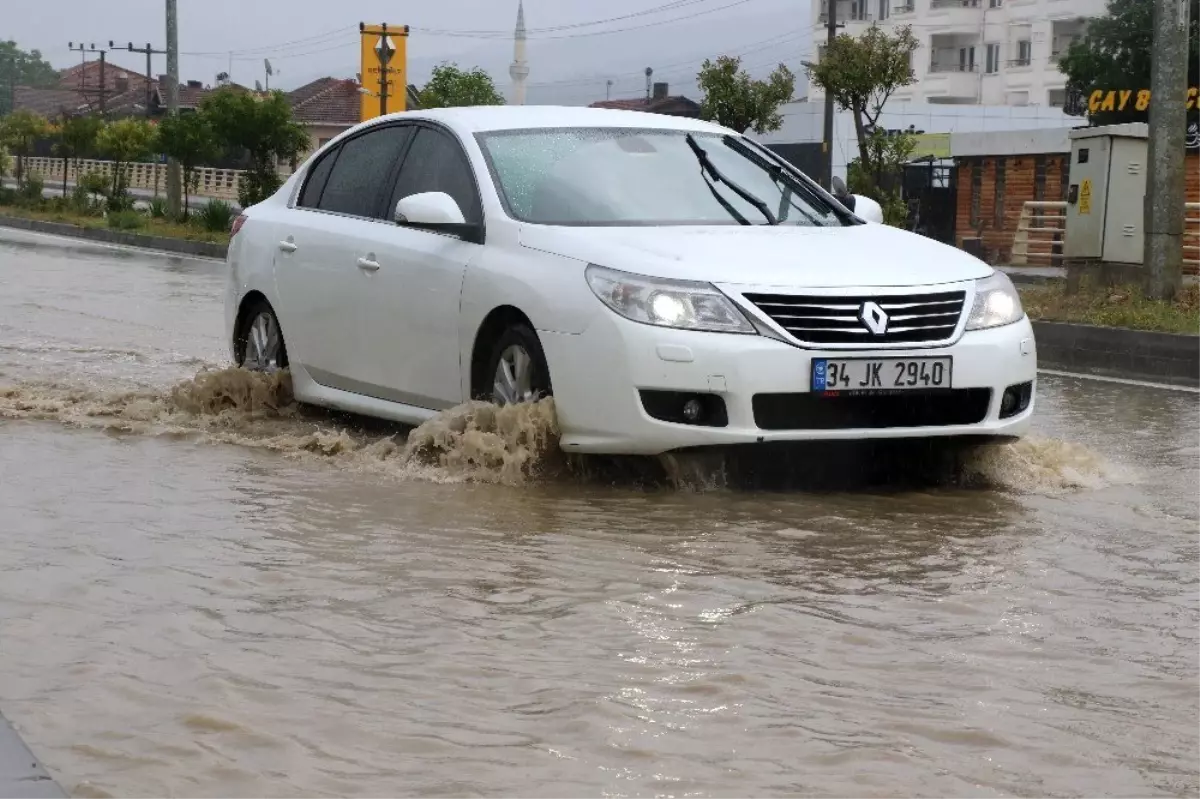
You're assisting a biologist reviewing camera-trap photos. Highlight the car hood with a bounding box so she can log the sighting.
[518,223,992,288]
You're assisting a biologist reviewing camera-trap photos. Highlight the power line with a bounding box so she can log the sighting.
[415,0,757,39]
[425,0,715,35]
[182,25,357,57]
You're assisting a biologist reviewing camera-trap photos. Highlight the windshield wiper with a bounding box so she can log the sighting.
[721,135,837,226]
[685,134,778,225]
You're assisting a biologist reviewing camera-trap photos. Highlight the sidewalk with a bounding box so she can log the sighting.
[0,712,63,798]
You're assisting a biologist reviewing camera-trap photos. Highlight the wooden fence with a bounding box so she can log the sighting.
[1011,200,1199,276]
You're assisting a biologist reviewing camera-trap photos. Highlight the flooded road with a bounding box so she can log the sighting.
[1,227,1197,797]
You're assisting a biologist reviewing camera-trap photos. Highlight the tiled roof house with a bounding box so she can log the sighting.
[589,82,701,119]
[286,77,424,156]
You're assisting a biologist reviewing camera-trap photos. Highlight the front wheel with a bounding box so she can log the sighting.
[236,302,288,372]
[485,324,552,405]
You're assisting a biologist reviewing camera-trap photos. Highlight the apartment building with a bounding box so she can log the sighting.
[809,0,1106,107]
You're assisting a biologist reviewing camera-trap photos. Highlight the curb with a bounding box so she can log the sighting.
[0,215,228,260]
[0,712,64,798]
[1032,320,1200,387]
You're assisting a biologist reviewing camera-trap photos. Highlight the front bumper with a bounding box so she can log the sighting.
[539,312,1037,456]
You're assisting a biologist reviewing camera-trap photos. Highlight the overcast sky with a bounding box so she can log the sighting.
[8,0,813,105]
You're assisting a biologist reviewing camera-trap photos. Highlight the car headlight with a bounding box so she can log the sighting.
[585,265,755,334]
[965,271,1024,331]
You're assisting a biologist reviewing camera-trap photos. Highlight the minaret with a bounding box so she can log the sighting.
[509,0,529,105]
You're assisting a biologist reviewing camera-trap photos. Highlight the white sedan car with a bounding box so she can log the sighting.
[224,106,1036,455]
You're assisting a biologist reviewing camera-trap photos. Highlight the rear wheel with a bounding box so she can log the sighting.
[237,302,288,372]
[485,324,551,405]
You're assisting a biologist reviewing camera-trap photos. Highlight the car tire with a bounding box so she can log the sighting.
[484,324,552,405]
[236,300,289,372]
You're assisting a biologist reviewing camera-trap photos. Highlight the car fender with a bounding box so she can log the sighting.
[457,242,599,390]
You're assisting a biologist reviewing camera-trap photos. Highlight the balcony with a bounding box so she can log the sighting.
[926,0,983,30]
[925,62,981,102]
[892,0,915,12]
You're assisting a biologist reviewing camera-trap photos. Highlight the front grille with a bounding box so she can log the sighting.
[743,290,967,346]
[752,389,992,430]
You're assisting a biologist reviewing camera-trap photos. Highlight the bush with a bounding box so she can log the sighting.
[0,186,16,206]
[78,171,110,196]
[148,196,168,218]
[106,210,145,230]
[237,170,282,209]
[106,191,136,213]
[197,199,235,232]
[70,184,101,216]
[17,174,45,207]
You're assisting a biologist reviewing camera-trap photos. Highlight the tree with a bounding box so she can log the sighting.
[157,112,220,215]
[806,24,919,225]
[1059,0,1199,126]
[696,56,795,134]
[418,63,505,108]
[0,41,61,111]
[201,88,309,207]
[96,117,157,200]
[0,110,51,188]
[53,114,103,197]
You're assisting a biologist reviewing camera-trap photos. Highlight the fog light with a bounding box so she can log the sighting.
[682,398,704,423]
[999,381,1033,419]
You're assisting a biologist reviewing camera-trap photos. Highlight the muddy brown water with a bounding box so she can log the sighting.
[0,227,1197,797]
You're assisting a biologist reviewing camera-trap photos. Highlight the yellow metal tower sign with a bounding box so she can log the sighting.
[359,23,408,121]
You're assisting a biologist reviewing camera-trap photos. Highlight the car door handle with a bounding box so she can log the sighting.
[356,257,380,272]
[278,240,297,253]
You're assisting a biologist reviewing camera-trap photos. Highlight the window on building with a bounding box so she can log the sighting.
[1047,88,1067,107]
[878,0,890,19]
[850,0,868,20]
[970,161,982,226]
[959,47,976,71]
[989,0,1001,7]
[1016,39,1032,65]
[993,159,1006,228]
[985,44,1001,73]
[1034,155,1046,201]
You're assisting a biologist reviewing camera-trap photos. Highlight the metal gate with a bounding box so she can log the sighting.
[901,158,958,245]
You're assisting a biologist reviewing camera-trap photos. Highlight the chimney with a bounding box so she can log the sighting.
[115,75,130,94]
[652,82,668,100]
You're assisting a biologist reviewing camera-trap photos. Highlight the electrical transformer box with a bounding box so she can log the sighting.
[1064,123,1149,264]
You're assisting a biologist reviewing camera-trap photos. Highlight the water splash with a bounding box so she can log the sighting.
[0,367,1125,493]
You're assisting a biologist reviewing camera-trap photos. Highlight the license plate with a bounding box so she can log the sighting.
[811,357,953,393]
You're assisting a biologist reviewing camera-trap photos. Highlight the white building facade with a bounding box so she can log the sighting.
[809,0,1106,107]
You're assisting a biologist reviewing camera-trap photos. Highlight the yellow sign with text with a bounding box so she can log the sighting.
[360,24,408,122]
[1088,87,1200,114]
[1078,179,1092,215]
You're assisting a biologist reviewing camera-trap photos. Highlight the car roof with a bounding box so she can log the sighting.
[364,105,735,136]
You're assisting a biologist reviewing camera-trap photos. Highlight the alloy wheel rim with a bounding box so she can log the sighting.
[492,344,537,405]
[244,312,282,371]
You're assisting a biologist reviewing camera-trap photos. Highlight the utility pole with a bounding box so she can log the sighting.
[165,0,181,218]
[112,41,167,119]
[1143,0,1191,300]
[68,42,109,116]
[820,0,840,190]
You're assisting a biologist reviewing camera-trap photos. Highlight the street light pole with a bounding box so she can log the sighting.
[1143,0,1191,300]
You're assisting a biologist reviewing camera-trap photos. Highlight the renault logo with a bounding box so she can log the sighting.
[859,301,889,335]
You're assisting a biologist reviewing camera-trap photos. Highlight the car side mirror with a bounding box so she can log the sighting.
[395,191,466,226]
[852,194,885,224]
[830,176,856,211]
[393,191,482,243]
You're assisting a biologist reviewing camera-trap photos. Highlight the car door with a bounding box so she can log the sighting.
[272,124,414,392]
[355,124,486,411]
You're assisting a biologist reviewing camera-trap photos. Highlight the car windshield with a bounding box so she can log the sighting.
[475,127,854,228]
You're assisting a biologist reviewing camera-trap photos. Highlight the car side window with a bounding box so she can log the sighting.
[317,125,413,218]
[297,145,339,208]
[389,127,482,225]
